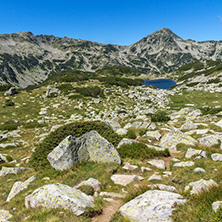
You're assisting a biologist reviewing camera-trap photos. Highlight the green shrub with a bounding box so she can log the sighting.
[118,142,170,160]
[0,85,12,92]
[76,86,104,97]
[151,111,170,122]
[68,94,83,100]
[126,130,137,139]
[24,121,46,129]
[6,155,13,162]
[139,129,147,136]
[0,123,19,131]
[29,121,121,170]
[200,107,222,115]
[57,83,73,94]
[78,185,94,196]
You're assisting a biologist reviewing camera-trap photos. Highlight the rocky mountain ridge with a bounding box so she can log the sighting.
[1,28,222,87]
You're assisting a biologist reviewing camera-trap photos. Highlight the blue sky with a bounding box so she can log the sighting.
[0,0,222,45]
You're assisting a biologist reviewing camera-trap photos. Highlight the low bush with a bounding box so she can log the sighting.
[24,121,46,129]
[151,111,170,122]
[200,107,222,115]
[76,86,104,97]
[68,94,83,100]
[57,83,73,94]
[78,185,94,196]
[118,142,170,160]
[0,85,12,92]
[0,122,19,131]
[29,121,121,170]
[110,212,131,222]
[126,130,137,139]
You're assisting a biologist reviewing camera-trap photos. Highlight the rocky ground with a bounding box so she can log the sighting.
[1,80,222,222]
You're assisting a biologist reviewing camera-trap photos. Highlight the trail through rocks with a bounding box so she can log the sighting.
[92,199,122,222]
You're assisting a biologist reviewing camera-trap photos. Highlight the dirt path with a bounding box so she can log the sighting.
[185,95,198,106]
[92,199,122,222]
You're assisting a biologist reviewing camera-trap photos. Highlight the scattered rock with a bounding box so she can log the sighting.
[0,167,29,177]
[185,148,203,159]
[144,131,161,140]
[119,190,186,222]
[4,87,17,96]
[0,209,13,222]
[180,121,197,131]
[147,159,166,170]
[6,176,36,202]
[173,161,195,167]
[141,166,152,172]
[116,128,128,135]
[123,163,138,171]
[147,172,162,181]
[148,184,178,192]
[212,201,222,212]
[104,119,121,131]
[117,138,138,148]
[185,179,218,194]
[199,135,219,147]
[211,153,222,161]
[25,183,94,216]
[111,174,140,186]
[194,167,206,173]
[75,178,101,192]
[99,192,125,199]
[45,87,60,97]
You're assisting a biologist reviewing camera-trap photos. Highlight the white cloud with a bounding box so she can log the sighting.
[218,15,222,22]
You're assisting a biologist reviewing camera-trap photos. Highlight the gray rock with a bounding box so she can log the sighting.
[180,121,197,131]
[147,159,166,170]
[0,167,28,177]
[212,201,222,212]
[159,129,197,151]
[75,178,101,192]
[148,184,178,192]
[25,183,94,216]
[147,173,162,181]
[99,192,125,199]
[173,161,195,167]
[4,87,17,96]
[119,190,186,222]
[0,209,13,222]
[199,135,219,147]
[116,128,128,135]
[185,148,202,159]
[104,119,121,131]
[117,138,138,149]
[45,87,60,97]
[6,176,36,202]
[123,163,138,171]
[0,134,8,141]
[211,153,222,161]
[215,119,222,128]
[194,167,206,173]
[185,179,218,194]
[111,174,140,186]
[0,143,17,148]
[144,131,161,140]
[47,131,121,170]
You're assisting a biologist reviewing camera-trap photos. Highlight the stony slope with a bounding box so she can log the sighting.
[1,28,222,87]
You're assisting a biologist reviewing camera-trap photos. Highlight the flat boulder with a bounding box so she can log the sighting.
[45,87,60,97]
[0,167,28,177]
[173,161,195,167]
[160,129,197,151]
[211,153,222,161]
[47,131,121,171]
[111,174,140,186]
[0,209,13,222]
[180,121,197,131]
[147,159,166,170]
[25,183,94,216]
[75,178,101,192]
[119,190,186,222]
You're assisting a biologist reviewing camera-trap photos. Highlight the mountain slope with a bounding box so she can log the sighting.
[1,28,222,87]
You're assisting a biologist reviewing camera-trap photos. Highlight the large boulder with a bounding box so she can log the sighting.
[159,129,197,151]
[47,130,121,171]
[25,183,94,216]
[119,190,186,222]
[180,121,197,131]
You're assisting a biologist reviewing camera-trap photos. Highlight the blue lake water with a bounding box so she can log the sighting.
[142,79,177,89]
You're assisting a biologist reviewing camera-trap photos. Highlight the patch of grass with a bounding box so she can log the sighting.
[76,86,104,97]
[78,185,94,196]
[57,83,73,94]
[126,130,137,139]
[118,142,170,160]
[172,184,222,222]
[0,84,12,92]
[5,99,14,106]
[0,123,19,131]
[29,121,122,170]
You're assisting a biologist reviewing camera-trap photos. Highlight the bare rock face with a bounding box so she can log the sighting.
[47,130,121,171]
[119,190,186,222]
[25,183,94,216]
